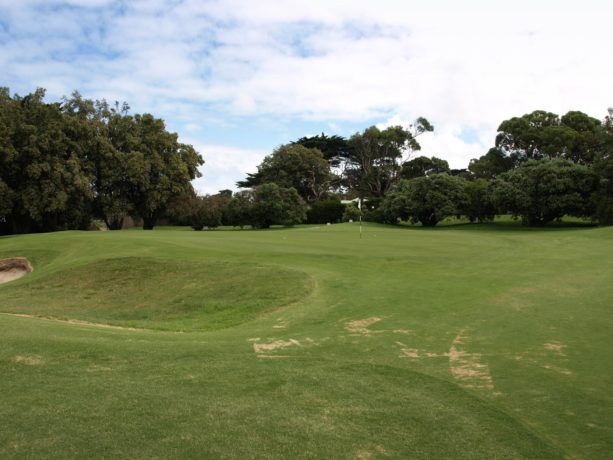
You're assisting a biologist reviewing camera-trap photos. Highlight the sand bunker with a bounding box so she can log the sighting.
[0,257,33,284]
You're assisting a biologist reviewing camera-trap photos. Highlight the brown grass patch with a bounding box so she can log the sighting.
[543,364,572,375]
[13,355,44,366]
[253,339,302,353]
[448,331,494,391]
[544,341,567,355]
[345,317,383,335]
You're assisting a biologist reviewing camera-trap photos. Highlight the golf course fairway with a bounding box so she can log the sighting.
[1,222,612,458]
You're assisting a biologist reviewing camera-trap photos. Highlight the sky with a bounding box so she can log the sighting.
[1,0,611,194]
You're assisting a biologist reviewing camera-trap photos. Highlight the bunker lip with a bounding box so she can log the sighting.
[0,257,33,284]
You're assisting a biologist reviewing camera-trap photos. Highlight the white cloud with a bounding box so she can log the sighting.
[1,0,612,191]
[187,143,267,195]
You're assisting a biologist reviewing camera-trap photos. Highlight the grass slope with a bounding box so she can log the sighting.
[1,222,612,459]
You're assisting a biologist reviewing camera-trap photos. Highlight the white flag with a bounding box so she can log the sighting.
[357,198,361,210]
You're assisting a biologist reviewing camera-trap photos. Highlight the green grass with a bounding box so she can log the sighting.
[1,222,612,459]
[0,256,311,331]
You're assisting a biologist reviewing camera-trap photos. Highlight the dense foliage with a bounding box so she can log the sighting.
[381,174,467,226]
[3,87,612,231]
[491,159,597,226]
[233,106,613,228]
[0,88,203,234]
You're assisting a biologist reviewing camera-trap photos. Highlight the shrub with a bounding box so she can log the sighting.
[307,199,344,224]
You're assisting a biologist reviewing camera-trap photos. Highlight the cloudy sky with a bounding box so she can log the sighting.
[1,0,611,193]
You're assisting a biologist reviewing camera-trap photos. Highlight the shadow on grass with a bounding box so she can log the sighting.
[392,216,599,232]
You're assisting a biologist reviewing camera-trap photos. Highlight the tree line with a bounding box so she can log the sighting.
[209,108,612,228]
[2,87,612,233]
[0,88,203,234]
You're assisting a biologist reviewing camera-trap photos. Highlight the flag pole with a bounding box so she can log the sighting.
[358,198,362,239]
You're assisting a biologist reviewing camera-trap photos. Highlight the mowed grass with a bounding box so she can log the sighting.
[0,257,312,331]
[1,222,612,459]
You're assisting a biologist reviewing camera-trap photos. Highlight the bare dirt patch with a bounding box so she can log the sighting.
[0,313,146,331]
[0,257,33,284]
[448,331,494,391]
[396,341,448,360]
[542,364,572,375]
[345,317,383,335]
[345,317,412,336]
[544,341,567,356]
[12,355,44,366]
[253,339,303,353]
[252,337,322,356]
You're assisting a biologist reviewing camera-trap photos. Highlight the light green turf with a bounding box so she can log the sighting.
[1,222,612,459]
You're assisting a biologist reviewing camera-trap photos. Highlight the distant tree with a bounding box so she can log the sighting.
[342,202,362,222]
[0,88,94,233]
[237,144,333,203]
[250,183,307,228]
[191,195,223,230]
[217,189,233,198]
[381,174,468,226]
[495,110,601,165]
[346,119,433,197]
[293,133,352,168]
[449,168,474,180]
[165,188,198,226]
[468,148,514,179]
[400,156,450,180]
[461,179,496,222]
[491,159,598,226]
[591,108,613,224]
[127,113,203,230]
[224,190,253,228]
[306,198,344,224]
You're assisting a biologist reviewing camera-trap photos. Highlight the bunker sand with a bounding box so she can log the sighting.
[0,257,32,284]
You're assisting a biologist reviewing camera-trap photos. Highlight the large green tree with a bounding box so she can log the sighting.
[122,113,203,230]
[461,179,496,222]
[381,174,467,226]
[237,144,332,203]
[0,88,203,234]
[400,155,450,180]
[250,183,307,228]
[292,133,352,168]
[0,88,93,233]
[346,119,433,197]
[495,110,601,165]
[491,159,597,226]
[468,148,514,179]
[591,108,613,224]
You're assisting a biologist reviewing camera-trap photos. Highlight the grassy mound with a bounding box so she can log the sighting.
[0,257,312,331]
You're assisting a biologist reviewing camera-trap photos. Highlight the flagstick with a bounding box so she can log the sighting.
[358,198,362,239]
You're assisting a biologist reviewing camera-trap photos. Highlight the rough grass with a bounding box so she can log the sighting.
[0,221,612,459]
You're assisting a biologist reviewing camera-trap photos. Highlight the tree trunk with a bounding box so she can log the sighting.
[142,215,157,230]
[104,215,124,230]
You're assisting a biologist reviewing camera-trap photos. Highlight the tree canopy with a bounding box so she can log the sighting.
[237,144,333,203]
[345,119,433,197]
[495,110,601,165]
[381,174,467,226]
[491,159,597,226]
[0,88,203,234]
